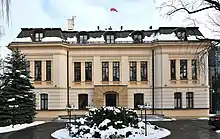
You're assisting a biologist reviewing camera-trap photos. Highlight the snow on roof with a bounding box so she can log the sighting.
[41,37,63,42]
[143,35,155,42]
[13,37,32,42]
[88,36,105,43]
[187,35,204,40]
[66,37,77,43]
[115,36,133,43]
[155,32,179,41]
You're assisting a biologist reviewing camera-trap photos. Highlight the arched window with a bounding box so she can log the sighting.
[174,92,182,109]
[40,94,48,110]
[186,92,194,108]
[134,93,144,109]
[78,94,88,109]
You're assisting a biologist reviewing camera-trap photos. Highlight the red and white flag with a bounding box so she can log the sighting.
[110,8,118,12]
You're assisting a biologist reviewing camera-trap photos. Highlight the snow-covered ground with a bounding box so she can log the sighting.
[51,122,171,139]
[0,121,46,133]
[197,114,216,120]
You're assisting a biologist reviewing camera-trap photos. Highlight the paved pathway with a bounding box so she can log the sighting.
[0,122,65,139]
[0,120,219,139]
[151,120,220,139]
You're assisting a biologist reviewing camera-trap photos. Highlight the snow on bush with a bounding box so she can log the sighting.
[68,107,161,139]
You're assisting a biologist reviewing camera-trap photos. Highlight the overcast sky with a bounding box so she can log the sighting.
[0,0,214,57]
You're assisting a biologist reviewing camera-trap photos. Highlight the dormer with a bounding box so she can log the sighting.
[130,31,143,43]
[77,31,89,44]
[103,31,115,44]
[175,27,187,41]
[33,29,44,42]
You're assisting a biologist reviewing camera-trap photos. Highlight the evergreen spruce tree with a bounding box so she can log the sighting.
[0,48,36,127]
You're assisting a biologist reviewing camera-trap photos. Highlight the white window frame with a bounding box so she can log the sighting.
[106,35,115,44]
[79,35,88,43]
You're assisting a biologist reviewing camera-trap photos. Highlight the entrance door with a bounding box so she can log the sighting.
[105,94,116,107]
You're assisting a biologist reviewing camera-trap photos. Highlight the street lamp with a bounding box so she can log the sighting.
[66,104,76,136]
[138,105,144,121]
[143,102,151,136]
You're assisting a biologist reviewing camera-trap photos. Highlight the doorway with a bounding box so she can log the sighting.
[105,94,117,107]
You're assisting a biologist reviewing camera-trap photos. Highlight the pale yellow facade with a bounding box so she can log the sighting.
[8,42,210,118]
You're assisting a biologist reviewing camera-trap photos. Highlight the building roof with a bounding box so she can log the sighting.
[12,27,205,44]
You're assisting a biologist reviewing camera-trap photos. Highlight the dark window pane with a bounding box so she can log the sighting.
[74,62,81,81]
[134,94,144,109]
[46,61,51,81]
[113,62,120,81]
[102,62,109,81]
[141,61,147,81]
[85,62,92,81]
[180,60,187,80]
[130,61,137,81]
[34,61,42,81]
[192,59,197,80]
[186,92,194,108]
[78,94,88,109]
[174,92,182,109]
[40,94,48,110]
[26,61,30,77]
[170,60,176,80]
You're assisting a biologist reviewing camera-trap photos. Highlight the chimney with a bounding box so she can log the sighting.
[67,16,76,30]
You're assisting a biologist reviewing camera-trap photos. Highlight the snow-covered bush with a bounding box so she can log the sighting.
[70,107,140,138]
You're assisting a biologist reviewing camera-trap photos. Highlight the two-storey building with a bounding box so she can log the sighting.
[7,24,210,119]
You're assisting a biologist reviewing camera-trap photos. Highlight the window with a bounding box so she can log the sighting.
[34,61,41,81]
[133,34,142,43]
[35,32,43,42]
[79,35,87,44]
[176,31,186,40]
[170,60,176,80]
[186,92,194,108]
[46,61,51,81]
[106,35,115,44]
[26,61,30,77]
[174,92,182,109]
[141,61,147,81]
[180,59,187,80]
[133,35,142,40]
[134,94,144,109]
[130,61,137,81]
[85,62,92,81]
[74,62,81,82]
[192,59,197,80]
[78,94,88,109]
[102,62,109,81]
[113,62,120,81]
[40,94,48,110]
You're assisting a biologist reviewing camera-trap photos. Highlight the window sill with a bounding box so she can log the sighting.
[73,81,81,83]
[39,109,48,111]
[101,81,109,84]
[34,81,42,84]
[129,81,137,84]
[112,81,121,84]
[85,81,93,84]
[140,81,148,84]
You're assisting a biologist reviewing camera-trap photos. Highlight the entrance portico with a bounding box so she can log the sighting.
[93,85,128,108]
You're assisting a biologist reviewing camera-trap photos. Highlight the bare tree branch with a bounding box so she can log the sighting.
[0,0,11,25]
